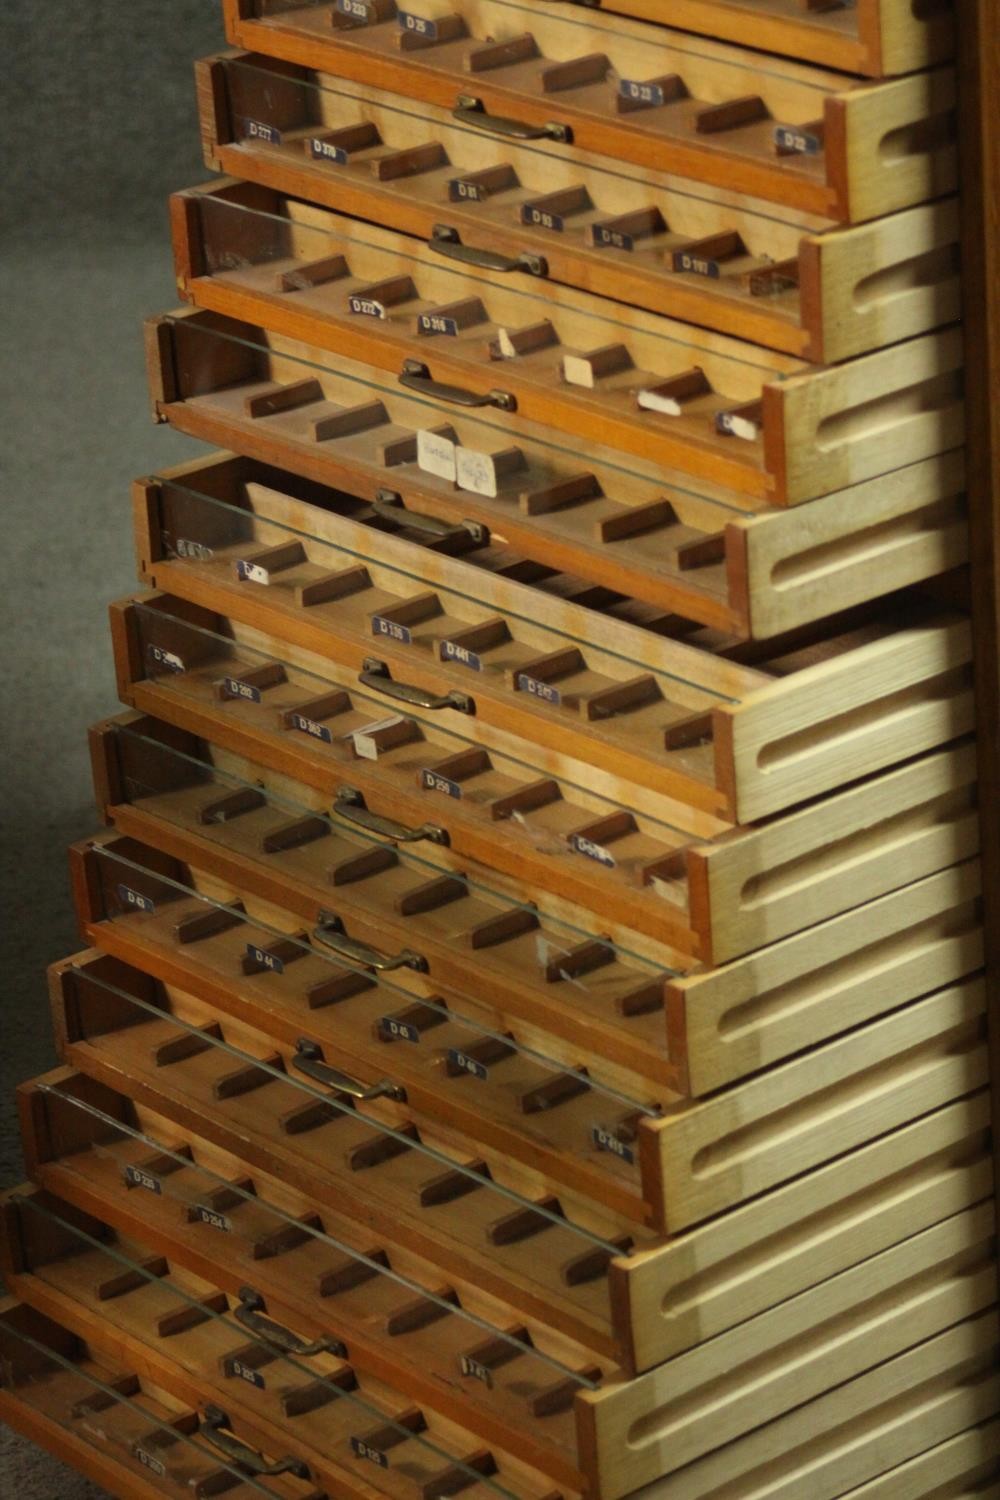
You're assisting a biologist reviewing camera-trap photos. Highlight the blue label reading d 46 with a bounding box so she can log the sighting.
[448,1048,489,1081]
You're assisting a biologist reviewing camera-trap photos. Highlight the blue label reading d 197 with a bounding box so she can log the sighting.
[421,769,462,799]
[118,884,155,913]
[242,118,282,145]
[289,712,333,744]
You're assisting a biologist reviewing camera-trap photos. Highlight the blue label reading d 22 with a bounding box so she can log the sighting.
[570,833,616,869]
[421,768,462,799]
[448,1048,489,1081]
[118,884,155,914]
[619,78,666,108]
[440,639,482,672]
[418,313,460,337]
[226,1357,266,1390]
[289,712,333,744]
[774,124,822,155]
[124,1164,162,1194]
[517,673,561,706]
[380,1016,421,1044]
[591,223,635,253]
[591,1125,635,1165]
[193,1204,232,1233]
[246,943,285,975]
[520,204,564,232]
[673,251,721,279]
[351,1437,389,1468]
[310,136,349,164]
[242,117,282,145]
[372,615,412,644]
[223,677,262,703]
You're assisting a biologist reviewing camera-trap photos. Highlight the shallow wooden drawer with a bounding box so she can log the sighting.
[91,715,986,1098]
[13,1088,999,1500]
[501,0,954,77]
[198,61,963,363]
[217,4,957,223]
[65,843,993,1233]
[50,948,995,1380]
[0,1297,326,1500]
[150,281,967,508]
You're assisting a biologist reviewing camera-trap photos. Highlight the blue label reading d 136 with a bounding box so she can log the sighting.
[289,712,333,744]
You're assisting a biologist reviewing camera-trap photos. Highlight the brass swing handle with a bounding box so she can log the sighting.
[399,358,516,412]
[429,224,548,279]
[360,656,475,714]
[234,1287,347,1358]
[333,786,448,846]
[200,1404,311,1478]
[293,1036,408,1100]
[311,915,429,975]
[371,487,489,547]
[454,94,573,145]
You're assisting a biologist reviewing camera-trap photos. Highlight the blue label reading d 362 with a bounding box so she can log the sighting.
[591,1125,635,1165]
[371,616,412,645]
[440,639,482,672]
[448,1048,489,1081]
[421,769,462,799]
[242,117,282,145]
[517,673,561,706]
[118,884,155,914]
[289,712,333,744]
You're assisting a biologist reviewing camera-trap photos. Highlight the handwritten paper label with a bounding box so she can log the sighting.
[351,1437,389,1468]
[418,313,460,337]
[242,117,281,145]
[124,1164,162,1194]
[225,1357,265,1389]
[417,427,457,481]
[246,943,285,975]
[517,673,561,706]
[461,1355,494,1388]
[236,559,270,585]
[448,1048,489,1081]
[440,639,482,672]
[592,1125,635,1165]
[774,124,822,155]
[223,676,262,703]
[118,884,155,914]
[132,1447,166,1478]
[619,78,666,108]
[193,1204,233,1233]
[146,644,184,673]
[380,1016,421,1043]
[289,712,333,744]
[310,136,349,164]
[421,768,462,799]
[570,833,616,868]
[175,537,213,560]
[520,203,564,232]
[372,615,412,645]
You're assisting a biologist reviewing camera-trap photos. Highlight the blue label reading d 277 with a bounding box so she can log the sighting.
[774,124,822,155]
[372,616,412,644]
[448,1048,489,1081]
[351,1437,389,1468]
[520,204,564,232]
[146,643,184,673]
[380,1016,421,1044]
[619,78,667,108]
[223,677,262,703]
[570,833,616,869]
[310,136,349,164]
[440,639,482,672]
[289,712,333,745]
[193,1204,232,1233]
[673,251,721,279]
[118,884,155,914]
[517,673,561,706]
[246,943,285,975]
[591,1125,635,1165]
[418,313,460,337]
[421,768,462,799]
[398,10,438,37]
[225,1357,265,1390]
[591,223,635,252]
[124,1164,162,1194]
[242,117,282,145]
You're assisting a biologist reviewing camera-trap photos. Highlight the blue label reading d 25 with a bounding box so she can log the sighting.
[246,943,285,975]
[351,1437,389,1468]
[289,712,333,744]
[242,117,282,145]
[380,1016,421,1044]
[372,615,411,645]
[124,1164,162,1194]
[448,1048,489,1081]
[774,124,822,155]
[223,676,262,703]
[421,768,462,799]
[619,78,666,108]
[440,639,482,672]
[118,884,155,914]
[517,673,561,706]
[398,10,438,37]
[591,1125,635,1165]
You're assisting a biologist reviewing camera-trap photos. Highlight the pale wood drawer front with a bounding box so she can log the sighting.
[217,6,957,222]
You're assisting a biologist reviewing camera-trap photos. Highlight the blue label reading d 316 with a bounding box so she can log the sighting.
[421,769,462,799]
[448,1048,489,1081]
[289,712,333,744]
[517,673,561,706]
[418,313,459,337]
[440,639,482,672]
[242,118,282,145]
[591,1125,635,1165]
[118,884,155,914]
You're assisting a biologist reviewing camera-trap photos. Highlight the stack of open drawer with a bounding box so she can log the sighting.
[3,3,998,1498]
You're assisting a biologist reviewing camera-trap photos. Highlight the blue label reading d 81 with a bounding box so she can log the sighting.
[440,639,482,672]
[517,673,561,706]
[118,884,155,913]
[242,118,282,145]
[591,1125,635,1165]
[774,124,822,155]
[351,1437,389,1468]
[289,712,333,744]
[372,616,411,645]
[223,677,262,703]
[421,769,462,799]
[619,78,666,108]
[246,943,285,975]
[448,1048,489,1081]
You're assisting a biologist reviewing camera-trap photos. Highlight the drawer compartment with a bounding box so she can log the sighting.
[91,715,985,1091]
[0,1297,325,1500]
[13,1076,998,1500]
[65,845,993,1234]
[216,5,957,222]
[150,285,967,508]
[113,585,976,826]
[50,954,995,1374]
[198,60,963,362]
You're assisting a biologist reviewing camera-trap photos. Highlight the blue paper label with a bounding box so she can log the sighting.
[449,176,489,202]
[448,1049,488,1081]
[289,712,333,744]
[310,136,349,164]
[774,124,822,156]
[421,769,462,799]
[372,615,412,644]
[132,1447,166,1478]
[242,117,281,145]
[337,0,376,18]
[223,676,262,703]
[619,78,666,108]
[349,294,386,319]
[246,943,285,975]
[118,884,155,914]
[418,313,460,337]
[591,1125,635,1165]
[146,643,184,673]
[193,1205,232,1233]
[591,223,635,252]
[236,559,269,585]
[398,10,438,37]
[461,1355,494,1388]
[517,673,561,706]
[439,639,482,671]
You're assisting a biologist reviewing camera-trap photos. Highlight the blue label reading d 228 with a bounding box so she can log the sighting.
[448,1049,489,1081]
[242,118,281,145]
[774,124,822,155]
[118,884,155,913]
[246,943,285,975]
[289,712,333,745]
[440,639,482,672]
[619,78,666,108]
[351,1437,389,1468]
[517,673,561,706]
[591,1125,635,1165]
[421,769,462,799]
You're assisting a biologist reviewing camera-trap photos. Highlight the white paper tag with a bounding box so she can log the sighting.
[455,447,499,497]
[417,428,457,481]
[352,714,406,759]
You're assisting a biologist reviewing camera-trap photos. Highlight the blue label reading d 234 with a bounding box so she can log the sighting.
[124,1164,162,1194]
[591,1125,635,1165]
[242,118,282,145]
[193,1204,232,1233]
[380,1016,421,1044]
[591,223,635,252]
[246,943,285,975]
[372,616,412,644]
[517,673,561,706]
[440,639,482,672]
[289,712,333,745]
[223,677,262,703]
[351,1437,389,1468]
[310,136,349,164]
[520,204,564,232]
[619,78,666,108]
[774,124,822,155]
[226,1357,266,1390]
[418,313,459,337]
[118,884,155,914]
[421,769,462,799]
[448,1048,489,1081]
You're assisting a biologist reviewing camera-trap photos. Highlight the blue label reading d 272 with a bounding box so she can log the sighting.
[124,1164,162,1194]
[310,136,349,164]
[225,1357,265,1390]
[118,884,155,914]
[289,712,333,745]
[351,1437,389,1468]
[440,639,482,672]
[520,204,564,232]
[418,313,459,337]
[380,1016,421,1044]
[246,943,285,975]
[242,117,282,145]
[591,1125,635,1165]
[223,677,262,703]
[619,78,666,108]
[421,769,462,799]
[774,124,822,155]
[517,673,561,706]
[448,1048,489,1081]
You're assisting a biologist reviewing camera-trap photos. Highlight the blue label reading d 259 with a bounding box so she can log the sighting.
[242,118,282,145]
[421,769,462,799]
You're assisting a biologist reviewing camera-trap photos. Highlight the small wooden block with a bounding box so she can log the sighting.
[465,33,537,71]
[468,908,539,949]
[307,121,382,162]
[157,1291,228,1337]
[329,846,399,886]
[349,276,417,318]
[520,472,602,515]
[370,142,448,180]
[152,1025,222,1067]
[487,1197,562,1246]
[396,874,466,916]
[695,95,769,134]
[521,185,592,227]
[199,789,266,825]
[375,590,442,628]
[332,0,397,24]
[418,1162,490,1206]
[495,320,557,360]
[213,1053,283,1101]
[617,981,665,1017]
[420,1454,498,1497]
[584,673,659,721]
[663,711,715,749]
[281,1381,340,1418]
[745,257,800,296]
[487,778,561,820]
[96,1257,169,1301]
[587,206,666,250]
[516,646,583,684]
[439,622,510,661]
[296,563,372,606]
[671,230,745,275]
[455,444,526,497]
[173,906,245,945]
[543,937,613,984]
[540,53,610,93]
[351,715,419,759]
[244,379,323,418]
[448,163,519,200]
[276,255,350,293]
[252,1212,324,1261]
[260,816,329,854]
[305,971,377,1008]
[530,1367,603,1417]
[445,1035,516,1072]
[596,499,676,542]
[318,1247,390,1296]
[234,540,307,584]
[676,531,727,569]
[637,368,712,415]
[310,400,390,443]
[379,1001,447,1042]
[561,1236,632,1286]
[348,1123,420,1171]
[385,1289,458,1335]
[520,1071,590,1115]
[562,343,632,388]
[216,662,287,700]
[417,296,487,336]
[279,1099,342,1135]
[241,935,309,974]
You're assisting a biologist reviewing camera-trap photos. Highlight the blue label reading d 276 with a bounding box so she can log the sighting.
[418,313,459,337]
[351,1437,389,1468]
[225,1357,266,1390]
[421,769,462,799]
[372,616,412,645]
[310,136,349,164]
[520,204,564,232]
[124,1164,162,1194]
[619,78,666,108]
[591,223,635,252]
[570,833,616,869]
[398,10,438,37]
[380,1016,421,1044]
[440,639,482,672]
[242,117,282,145]
[591,1125,635,1165]
[448,1048,489,1081]
[246,943,285,975]
[517,673,561,706]
[223,677,262,703]
[118,884,155,914]
[774,124,822,155]
[289,712,333,744]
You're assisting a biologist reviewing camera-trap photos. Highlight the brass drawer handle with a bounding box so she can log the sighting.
[293,1036,408,1100]
[399,358,517,412]
[360,657,475,715]
[429,224,548,279]
[201,1404,311,1478]
[334,786,449,846]
[372,487,490,546]
[454,93,573,145]
[234,1288,347,1358]
[313,913,430,973]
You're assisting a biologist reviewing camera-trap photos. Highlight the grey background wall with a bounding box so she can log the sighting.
[2,4,226,1491]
